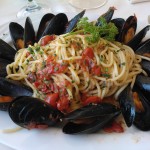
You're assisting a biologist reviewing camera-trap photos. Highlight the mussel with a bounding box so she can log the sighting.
[118,15,137,44]
[36,13,55,41]
[8,96,64,129]
[9,22,24,50]
[96,7,116,26]
[63,103,121,134]
[118,86,135,127]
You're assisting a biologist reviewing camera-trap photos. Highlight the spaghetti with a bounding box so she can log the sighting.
[6,33,149,112]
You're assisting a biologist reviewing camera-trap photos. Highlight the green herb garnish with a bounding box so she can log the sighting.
[102,73,111,78]
[27,47,34,54]
[76,17,118,43]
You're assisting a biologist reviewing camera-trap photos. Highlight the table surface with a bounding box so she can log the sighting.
[0,0,150,149]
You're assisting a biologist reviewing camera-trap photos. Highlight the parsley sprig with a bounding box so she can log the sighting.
[73,17,118,43]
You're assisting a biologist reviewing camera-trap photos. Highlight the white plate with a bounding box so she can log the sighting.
[0,12,150,150]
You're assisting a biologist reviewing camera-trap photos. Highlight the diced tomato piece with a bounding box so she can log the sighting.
[46,55,55,64]
[103,121,124,133]
[81,93,88,102]
[91,66,101,76]
[40,35,55,46]
[33,81,40,88]
[57,96,70,113]
[83,96,101,106]
[82,47,94,59]
[45,93,59,109]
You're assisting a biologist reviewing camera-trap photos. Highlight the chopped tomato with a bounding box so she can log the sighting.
[82,47,94,59]
[33,81,40,88]
[57,96,70,113]
[83,96,101,106]
[45,93,59,109]
[46,55,55,64]
[46,63,67,74]
[91,66,101,76]
[103,121,124,133]
[81,93,88,102]
[40,35,55,46]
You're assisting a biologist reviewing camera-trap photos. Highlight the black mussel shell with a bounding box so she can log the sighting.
[96,7,116,26]
[37,13,55,41]
[63,111,120,134]
[9,96,63,128]
[118,85,135,127]
[64,10,85,34]
[64,103,119,121]
[135,39,150,56]
[9,22,24,50]
[128,25,150,50]
[118,15,137,44]
[111,18,125,40]
[42,13,68,37]
[24,17,35,47]
[0,77,33,97]
[0,58,11,77]
[134,75,150,100]
[134,91,150,131]
[140,60,150,76]
[0,39,16,62]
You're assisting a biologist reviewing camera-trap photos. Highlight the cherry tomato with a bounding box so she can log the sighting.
[103,121,124,133]
[45,93,59,109]
[57,96,70,113]
[91,66,101,76]
[40,35,55,46]
[83,96,101,106]
[82,47,94,59]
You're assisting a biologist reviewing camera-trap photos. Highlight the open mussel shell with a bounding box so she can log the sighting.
[0,39,16,62]
[9,96,64,129]
[140,60,150,76]
[64,10,85,34]
[63,112,120,134]
[96,7,116,26]
[118,86,135,127]
[111,18,125,40]
[134,75,150,100]
[128,25,150,50]
[135,39,150,56]
[118,15,137,44]
[64,103,119,121]
[42,13,68,37]
[133,90,150,131]
[0,77,33,97]
[9,22,24,50]
[36,13,55,41]
[24,17,35,47]
[63,103,120,134]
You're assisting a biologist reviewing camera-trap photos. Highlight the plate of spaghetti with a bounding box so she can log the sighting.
[0,7,150,150]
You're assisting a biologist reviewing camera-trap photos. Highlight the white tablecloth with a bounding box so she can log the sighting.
[0,0,150,149]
